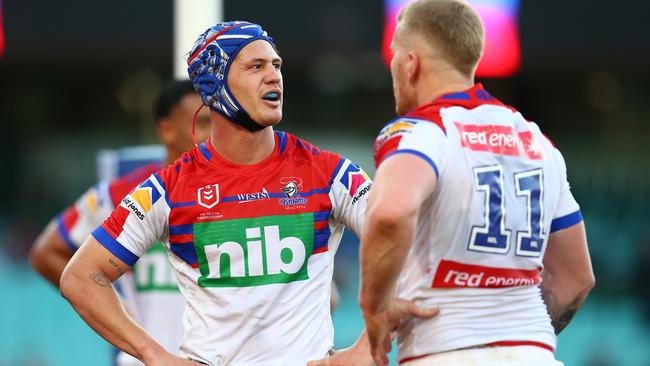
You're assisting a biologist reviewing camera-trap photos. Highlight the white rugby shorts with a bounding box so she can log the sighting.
[401,345,564,366]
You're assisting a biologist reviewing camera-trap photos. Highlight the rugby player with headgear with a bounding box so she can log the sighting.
[59,21,434,366]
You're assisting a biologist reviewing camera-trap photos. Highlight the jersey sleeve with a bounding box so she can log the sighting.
[550,148,582,233]
[91,173,170,266]
[56,180,114,252]
[328,158,373,237]
[373,117,447,176]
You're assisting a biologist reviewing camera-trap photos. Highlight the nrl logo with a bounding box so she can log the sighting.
[198,183,220,209]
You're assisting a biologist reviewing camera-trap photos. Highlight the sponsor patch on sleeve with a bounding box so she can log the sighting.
[121,178,161,219]
[339,162,372,204]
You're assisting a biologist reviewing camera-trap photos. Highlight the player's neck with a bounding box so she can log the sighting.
[416,70,474,107]
[165,152,177,166]
[210,117,276,165]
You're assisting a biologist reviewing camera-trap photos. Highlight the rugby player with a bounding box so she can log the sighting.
[58,21,428,366]
[359,1,595,365]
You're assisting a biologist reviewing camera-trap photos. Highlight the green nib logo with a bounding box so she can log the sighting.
[194,214,314,287]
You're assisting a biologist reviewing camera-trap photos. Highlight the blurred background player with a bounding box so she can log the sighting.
[360,0,595,365]
[30,80,211,366]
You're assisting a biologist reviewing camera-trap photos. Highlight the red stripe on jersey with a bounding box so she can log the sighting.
[61,205,80,231]
[374,135,402,167]
[169,233,193,243]
[313,221,329,231]
[487,341,554,353]
[101,206,131,240]
[313,246,329,254]
[398,341,554,364]
[432,260,541,289]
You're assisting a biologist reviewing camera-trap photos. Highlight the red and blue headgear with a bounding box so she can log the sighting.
[187,21,277,134]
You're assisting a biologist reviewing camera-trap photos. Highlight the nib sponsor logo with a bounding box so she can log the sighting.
[194,214,314,287]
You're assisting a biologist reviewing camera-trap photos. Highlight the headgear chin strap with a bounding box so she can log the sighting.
[187,21,277,133]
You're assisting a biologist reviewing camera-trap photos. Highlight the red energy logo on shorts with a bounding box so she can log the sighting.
[432,260,541,288]
[454,122,547,160]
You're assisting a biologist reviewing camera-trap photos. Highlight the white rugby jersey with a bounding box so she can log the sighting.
[92,132,372,366]
[373,84,582,362]
[58,163,185,366]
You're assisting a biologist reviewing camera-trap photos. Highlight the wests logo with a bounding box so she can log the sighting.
[236,188,270,203]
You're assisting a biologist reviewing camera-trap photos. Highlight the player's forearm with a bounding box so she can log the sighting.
[359,207,416,313]
[29,220,74,288]
[60,263,164,361]
[30,247,70,288]
[541,270,594,334]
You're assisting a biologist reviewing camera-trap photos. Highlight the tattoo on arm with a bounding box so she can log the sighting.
[108,258,125,275]
[551,297,581,335]
[542,289,584,335]
[89,272,111,288]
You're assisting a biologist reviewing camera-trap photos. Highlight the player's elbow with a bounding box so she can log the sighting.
[367,200,417,231]
[28,243,45,274]
[582,269,596,294]
[59,262,82,301]
[29,236,53,277]
[571,262,595,296]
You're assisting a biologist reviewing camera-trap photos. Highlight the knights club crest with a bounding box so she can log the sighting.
[198,183,220,209]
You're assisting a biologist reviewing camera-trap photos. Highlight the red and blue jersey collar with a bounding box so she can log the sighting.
[197,131,288,176]
[415,83,516,112]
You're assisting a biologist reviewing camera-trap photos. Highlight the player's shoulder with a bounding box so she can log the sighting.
[155,146,208,191]
[405,105,447,134]
[374,114,447,162]
[281,131,343,165]
[108,163,161,206]
[280,131,365,188]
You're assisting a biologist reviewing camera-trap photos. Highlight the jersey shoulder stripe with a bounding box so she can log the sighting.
[56,208,79,252]
[92,225,139,266]
[550,210,582,233]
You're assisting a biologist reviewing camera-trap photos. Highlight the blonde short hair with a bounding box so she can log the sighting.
[398,0,484,76]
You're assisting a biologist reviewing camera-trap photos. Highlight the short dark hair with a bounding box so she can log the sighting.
[153,80,197,123]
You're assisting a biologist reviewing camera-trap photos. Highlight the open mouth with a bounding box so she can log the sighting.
[262,91,281,102]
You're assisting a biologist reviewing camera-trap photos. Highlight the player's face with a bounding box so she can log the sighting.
[228,40,283,126]
[390,27,417,115]
[169,93,211,154]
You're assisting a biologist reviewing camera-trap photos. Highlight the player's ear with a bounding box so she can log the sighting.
[407,51,420,84]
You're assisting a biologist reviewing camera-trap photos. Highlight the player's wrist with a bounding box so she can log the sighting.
[359,293,389,316]
[139,342,167,363]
